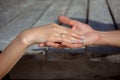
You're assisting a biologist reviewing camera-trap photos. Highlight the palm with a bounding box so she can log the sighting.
[59,16,99,48]
[72,21,99,46]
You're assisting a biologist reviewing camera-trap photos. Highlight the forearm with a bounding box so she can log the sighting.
[0,33,29,79]
[95,30,120,47]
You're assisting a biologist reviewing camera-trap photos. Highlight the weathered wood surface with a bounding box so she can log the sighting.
[0,0,53,51]
[0,0,18,12]
[65,0,87,22]
[89,0,114,30]
[0,0,35,29]
[107,0,120,29]
[10,55,120,79]
[34,0,70,26]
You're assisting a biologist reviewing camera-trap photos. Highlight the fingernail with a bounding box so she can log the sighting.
[80,36,86,40]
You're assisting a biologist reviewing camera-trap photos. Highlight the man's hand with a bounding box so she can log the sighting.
[58,16,100,48]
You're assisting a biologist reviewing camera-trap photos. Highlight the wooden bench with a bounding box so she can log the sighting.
[0,0,120,79]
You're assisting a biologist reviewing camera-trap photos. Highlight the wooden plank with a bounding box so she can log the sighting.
[0,0,54,52]
[10,57,120,79]
[65,0,87,23]
[0,0,18,12]
[48,48,85,54]
[89,0,115,31]
[87,0,120,54]
[33,0,71,26]
[0,0,36,29]
[108,0,120,29]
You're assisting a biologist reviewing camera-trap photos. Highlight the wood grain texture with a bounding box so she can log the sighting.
[10,56,120,79]
[108,0,120,29]
[65,0,87,22]
[0,0,35,29]
[89,0,114,31]
[33,0,70,26]
[0,0,54,51]
[0,0,18,12]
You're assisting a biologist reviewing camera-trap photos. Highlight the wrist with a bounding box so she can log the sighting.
[17,31,33,47]
[94,31,108,46]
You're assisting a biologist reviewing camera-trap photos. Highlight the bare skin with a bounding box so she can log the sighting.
[39,16,120,48]
[58,16,120,48]
[1,16,120,79]
[0,23,80,79]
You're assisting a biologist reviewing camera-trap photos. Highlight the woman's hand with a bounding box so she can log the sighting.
[21,23,80,48]
[0,23,81,78]
[58,16,100,48]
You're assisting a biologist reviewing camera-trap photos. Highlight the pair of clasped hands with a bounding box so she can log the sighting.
[23,16,99,48]
[2,16,120,79]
